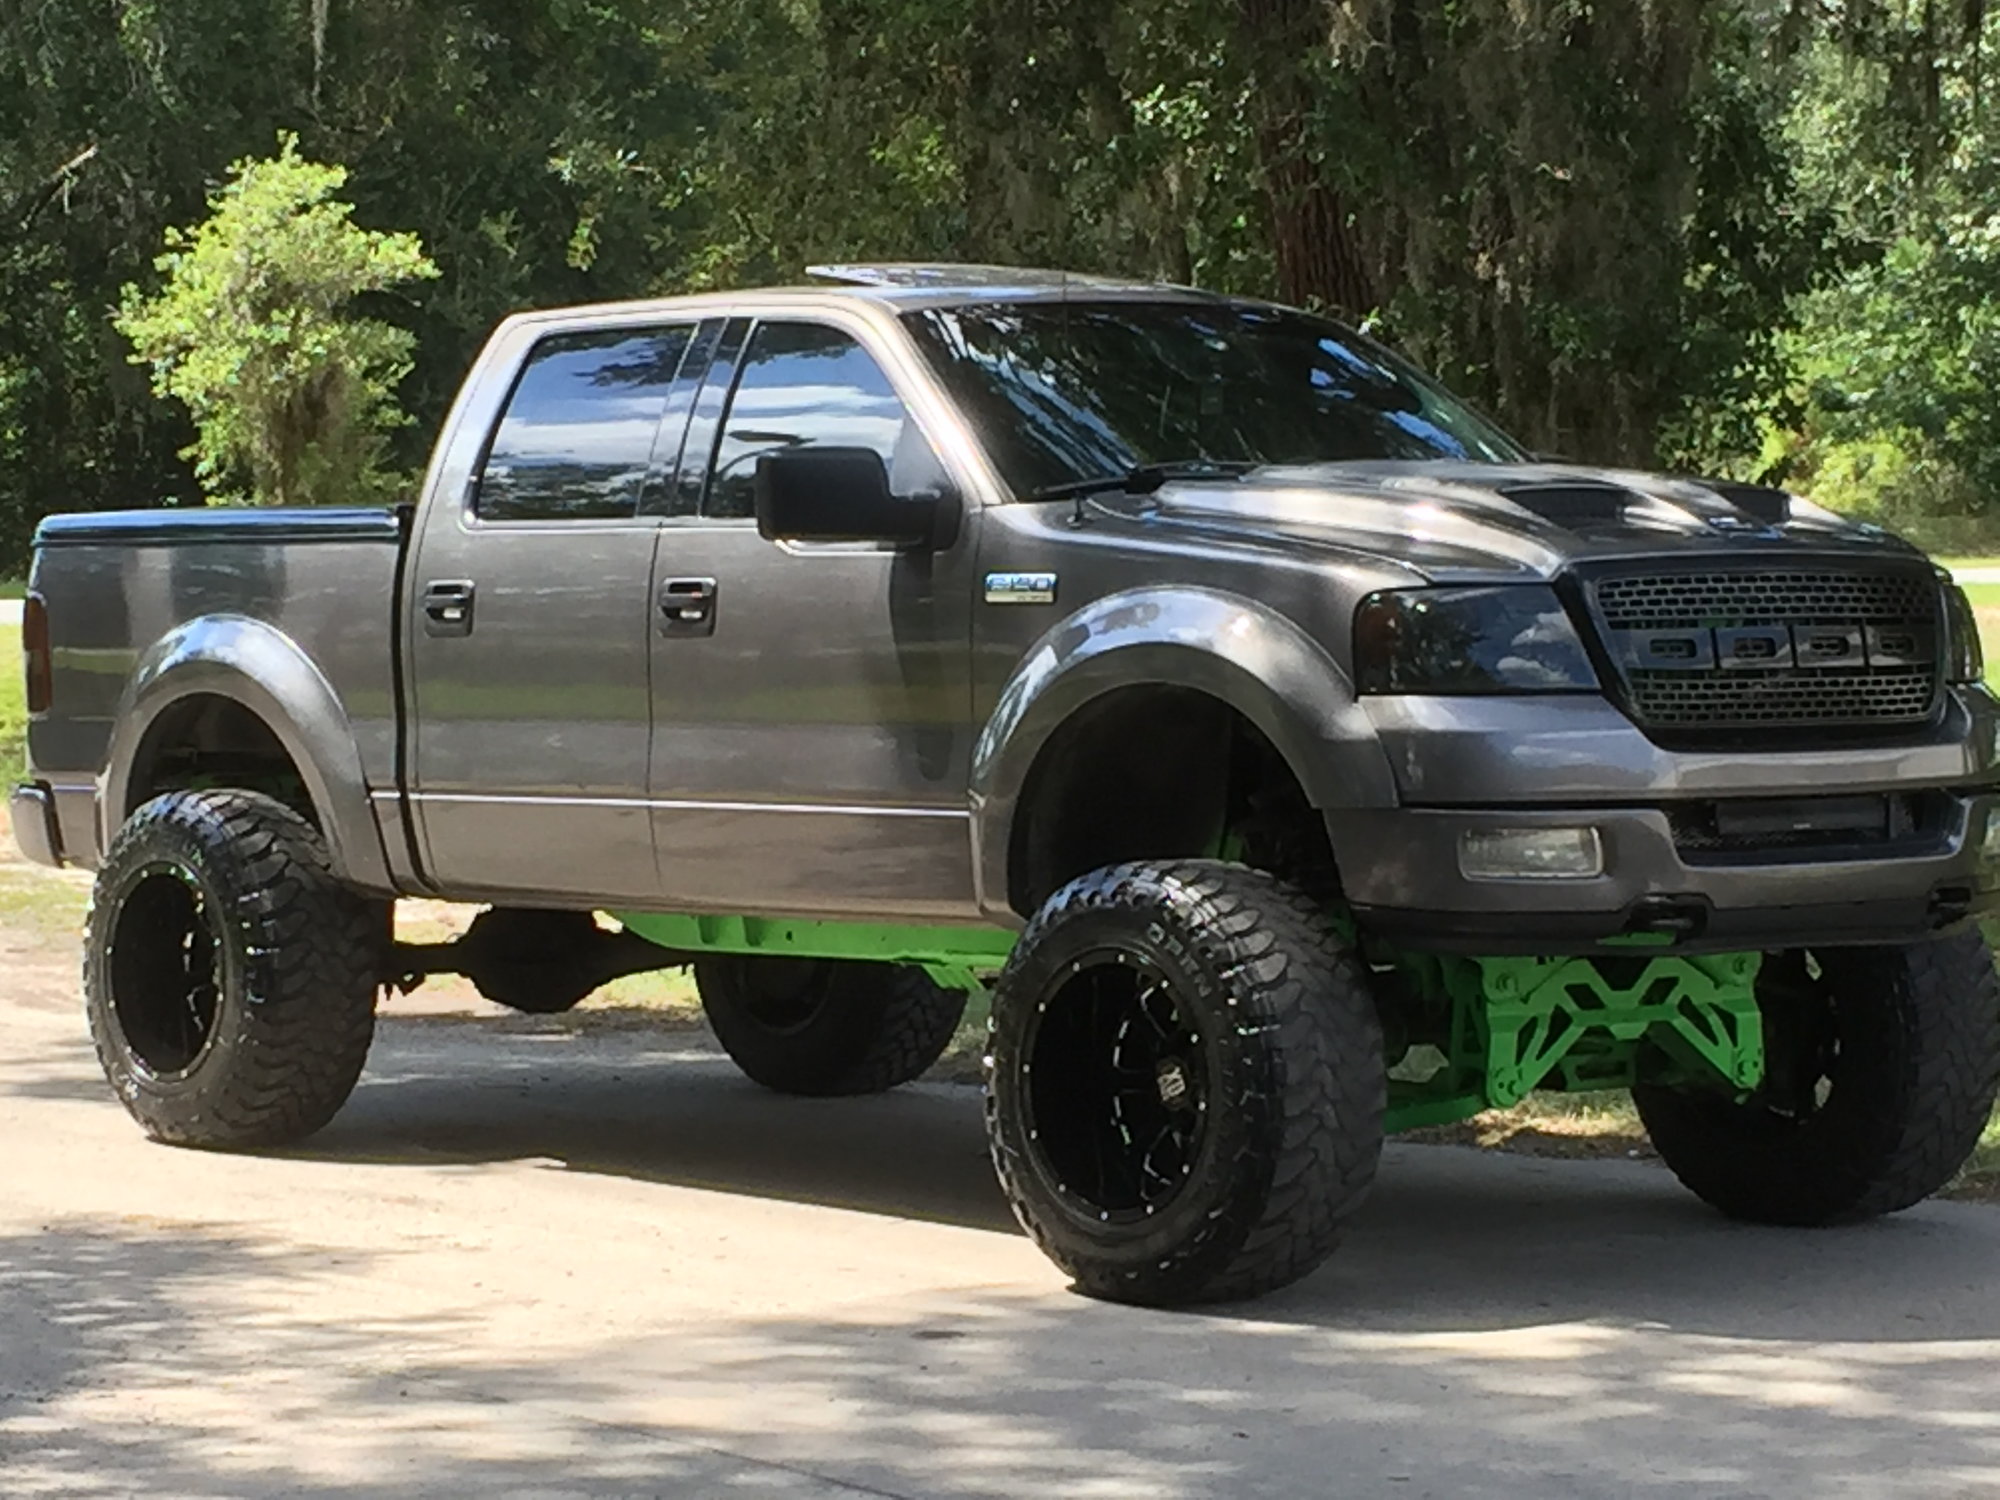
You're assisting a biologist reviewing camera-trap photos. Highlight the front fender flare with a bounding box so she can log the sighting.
[969,586,1396,917]
[101,614,393,892]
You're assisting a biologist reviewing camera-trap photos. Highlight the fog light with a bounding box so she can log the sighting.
[1459,827,1604,881]
[1983,808,2000,859]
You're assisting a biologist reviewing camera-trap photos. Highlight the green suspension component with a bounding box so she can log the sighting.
[607,906,1766,1126]
[1380,949,1766,1134]
[609,910,1018,993]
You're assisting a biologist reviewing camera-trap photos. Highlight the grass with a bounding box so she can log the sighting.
[0,580,21,601]
[1414,1090,2000,1200]
[1957,582,2000,684]
[0,624,21,779]
[0,838,90,940]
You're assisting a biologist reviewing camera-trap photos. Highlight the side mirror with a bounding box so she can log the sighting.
[753,446,955,549]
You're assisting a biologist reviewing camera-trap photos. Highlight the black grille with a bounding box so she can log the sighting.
[1595,571,1933,630]
[1587,565,1943,737]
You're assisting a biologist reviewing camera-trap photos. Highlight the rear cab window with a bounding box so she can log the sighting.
[477,325,695,522]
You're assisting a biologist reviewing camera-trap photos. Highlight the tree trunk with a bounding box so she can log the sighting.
[1236,0,1375,317]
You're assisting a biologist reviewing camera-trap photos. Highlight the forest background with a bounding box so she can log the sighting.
[1,0,1995,569]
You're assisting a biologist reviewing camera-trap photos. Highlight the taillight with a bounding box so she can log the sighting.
[22,593,50,713]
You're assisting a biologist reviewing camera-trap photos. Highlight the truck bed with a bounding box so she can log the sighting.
[24,506,407,872]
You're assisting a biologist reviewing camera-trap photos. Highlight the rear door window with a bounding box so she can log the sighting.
[478,325,694,522]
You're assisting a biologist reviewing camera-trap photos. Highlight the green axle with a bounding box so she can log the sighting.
[607,908,1765,1135]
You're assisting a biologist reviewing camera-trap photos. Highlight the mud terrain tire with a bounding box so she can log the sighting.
[985,860,1384,1307]
[85,790,385,1148]
[1635,933,2000,1224]
[694,956,966,1095]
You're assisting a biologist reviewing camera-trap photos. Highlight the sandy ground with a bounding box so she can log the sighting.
[6,859,2000,1496]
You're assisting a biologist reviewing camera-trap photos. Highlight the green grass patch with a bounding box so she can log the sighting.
[0,580,22,601]
[0,832,90,941]
[1956,583,2000,685]
[0,624,22,779]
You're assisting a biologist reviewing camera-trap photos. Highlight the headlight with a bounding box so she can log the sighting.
[1944,583,1984,684]
[1353,585,1599,695]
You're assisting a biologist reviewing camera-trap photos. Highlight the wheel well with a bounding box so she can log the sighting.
[1007,686,1339,916]
[126,694,318,827]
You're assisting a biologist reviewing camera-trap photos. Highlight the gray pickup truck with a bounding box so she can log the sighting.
[16,263,2000,1306]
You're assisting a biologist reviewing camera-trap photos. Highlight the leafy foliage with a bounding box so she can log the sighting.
[114,138,436,506]
[0,0,1995,551]
[1773,8,2000,534]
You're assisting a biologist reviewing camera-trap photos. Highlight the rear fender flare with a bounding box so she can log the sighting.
[101,614,392,892]
[969,586,1395,917]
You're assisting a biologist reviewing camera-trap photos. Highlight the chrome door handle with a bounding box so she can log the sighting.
[423,580,475,637]
[659,577,718,637]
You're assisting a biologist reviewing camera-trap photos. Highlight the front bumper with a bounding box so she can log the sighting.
[9,782,63,868]
[1332,795,2000,953]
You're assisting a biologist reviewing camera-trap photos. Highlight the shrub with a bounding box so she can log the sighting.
[115,135,437,507]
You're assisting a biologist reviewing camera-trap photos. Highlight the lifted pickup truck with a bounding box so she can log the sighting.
[17,264,2000,1306]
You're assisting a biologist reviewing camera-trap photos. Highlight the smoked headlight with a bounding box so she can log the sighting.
[1353,585,1599,695]
[1945,583,1984,684]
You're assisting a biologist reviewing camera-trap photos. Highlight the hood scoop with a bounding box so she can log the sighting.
[1700,482,1792,526]
[1496,480,1644,529]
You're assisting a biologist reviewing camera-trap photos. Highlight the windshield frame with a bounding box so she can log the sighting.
[898,296,1528,501]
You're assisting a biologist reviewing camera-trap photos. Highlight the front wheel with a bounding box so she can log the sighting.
[985,860,1385,1307]
[84,790,387,1148]
[1635,933,2000,1225]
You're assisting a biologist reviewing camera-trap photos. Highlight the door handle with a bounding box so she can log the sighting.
[659,576,718,637]
[423,579,475,636]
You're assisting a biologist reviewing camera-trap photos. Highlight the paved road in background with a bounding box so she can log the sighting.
[5,988,2000,1499]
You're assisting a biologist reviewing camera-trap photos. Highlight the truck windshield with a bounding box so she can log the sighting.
[901,300,1525,499]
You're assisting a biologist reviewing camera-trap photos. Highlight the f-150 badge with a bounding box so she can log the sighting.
[985,571,1058,605]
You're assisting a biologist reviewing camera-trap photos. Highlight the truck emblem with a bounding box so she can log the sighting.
[985,571,1058,605]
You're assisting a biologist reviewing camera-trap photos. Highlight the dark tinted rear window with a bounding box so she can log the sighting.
[479,326,692,521]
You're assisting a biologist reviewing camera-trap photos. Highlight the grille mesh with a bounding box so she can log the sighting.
[1590,567,1941,734]
[1595,571,1933,630]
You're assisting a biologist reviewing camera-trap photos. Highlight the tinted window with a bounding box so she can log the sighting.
[901,302,1523,499]
[479,326,692,522]
[705,321,940,520]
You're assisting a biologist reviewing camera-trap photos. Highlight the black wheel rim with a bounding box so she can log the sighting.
[108,863,226,1079]
[1748,948,1841,1125]
[735,958,831,1034]
[1022,949,1212,1224]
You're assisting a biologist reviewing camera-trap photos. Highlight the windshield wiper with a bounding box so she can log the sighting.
[1020,459,1258,506]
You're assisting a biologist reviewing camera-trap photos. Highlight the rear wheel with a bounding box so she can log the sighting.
[1635,933,2000,1224]
[693,956,966,1095]
[84,790,386,1148]
[985,860,1384,1307]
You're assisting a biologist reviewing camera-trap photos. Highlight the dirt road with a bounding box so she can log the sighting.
[5,884,2000,1496]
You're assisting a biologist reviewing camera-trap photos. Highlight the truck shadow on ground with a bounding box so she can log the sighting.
[11,1214,2000,1500]
[289,1014,2000,1346]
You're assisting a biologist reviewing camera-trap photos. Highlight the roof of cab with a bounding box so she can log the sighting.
[494,263,1238,334]
[798,262,1227,310]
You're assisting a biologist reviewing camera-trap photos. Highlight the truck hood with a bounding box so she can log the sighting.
[1119,460,1932,582]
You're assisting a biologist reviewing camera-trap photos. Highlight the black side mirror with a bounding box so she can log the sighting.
[753,446,954,549]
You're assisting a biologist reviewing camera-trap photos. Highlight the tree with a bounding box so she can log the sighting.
[1766,3,2000,536]
[113,136,436,507]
